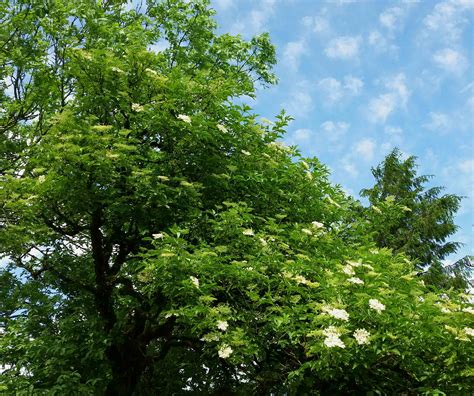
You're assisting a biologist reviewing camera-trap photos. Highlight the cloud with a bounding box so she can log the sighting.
[458,159,474,174]
[354,138,376,160]
[292,128,313,143]
[433,48,469,75]
[324,36,362,60]
[213,0,234,11]
[368,73,410,123]
[422,0,474,44]
[317,75,363,104]
[379,6,405,32]
[302,15,329,33]
[230,0,276,36]
[368,94,397,124]
[320,121,350,141]
[283,39,307,71]
[423,112,450,132]
[342,159,359,177]
[283,83,314,117]
[368,30,399,55]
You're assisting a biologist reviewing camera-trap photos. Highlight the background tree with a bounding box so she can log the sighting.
[361,149,463,278]
[1,1,473,395]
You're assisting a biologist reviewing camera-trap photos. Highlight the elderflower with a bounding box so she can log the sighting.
[38,175,46,183]
[347,277,364,285]
[311,221,324,229]
[372,205,382,214]
[323,306,349,321]
[217,320,229,331]
[241,150,251,156]
[145,68,158,76]
[353,328,370,345]
[259,238,267,246]
[177,114,191,123]
[152,233,164,239]
[346,260,362,267]
[242,229,254,236]
[132,103,144,112]
[217,124,228,133]
[464,327,474,337]
[218,344,233,359]
[294,275,309,285]
[323,326,345,348]
[369,299,385,313]
[190,276,200,288]
[301,228,313,236]
[342,265,355,276]
[111,66,125,73]
[462,307,474,315]
[305,171,313,180]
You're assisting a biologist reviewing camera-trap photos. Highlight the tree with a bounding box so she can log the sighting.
[1,1,473,394]
[361,149,462,272]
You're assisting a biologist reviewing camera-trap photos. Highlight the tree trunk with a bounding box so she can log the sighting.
[105,341,147,396]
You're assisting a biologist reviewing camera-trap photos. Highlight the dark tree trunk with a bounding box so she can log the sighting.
[105,341,147,396]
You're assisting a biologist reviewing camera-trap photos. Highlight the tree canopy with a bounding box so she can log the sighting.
[1,1,473,394]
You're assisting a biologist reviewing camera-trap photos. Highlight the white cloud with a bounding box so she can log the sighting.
[384,125,404,147]
[214,0,234,10]
[433,48,468,75]
[343,75,363,95]
[292,128,313,142]
[317,75,363,104]
[422,0,474,44]
[302,15,329,33]
[385,73,410,105]
[283,39,307,71]
[324,36,361,60]
[368,73,410,123]
[368,30,398,55]
[423,112,450,132]
[320,121,350,141]
[460,81,474,93]
[284,83,314,117]
[342,160,359,177]
[354,138,376,160]
[230,0,276,36]
[458,159,474,174]
[368,94,397,123]
[379,6,405,31]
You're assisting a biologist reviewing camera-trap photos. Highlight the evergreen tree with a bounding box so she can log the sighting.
[361,148,462,271]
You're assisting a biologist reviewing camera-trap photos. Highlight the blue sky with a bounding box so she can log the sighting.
[211,0,474,264]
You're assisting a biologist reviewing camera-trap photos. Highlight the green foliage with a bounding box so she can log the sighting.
[360,149,463,282]
[1,1,473,395]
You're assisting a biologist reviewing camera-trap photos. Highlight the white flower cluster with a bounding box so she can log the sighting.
[218,344,233,359]
[190,276,199,288]
[177,114,191,123]
[152,233,164,239]
[464,327,474,337]
[347,277,364,285]
[323,326,345,348]
[242,229,254,236]
[217,124,228,133]
[301,228,313,236]
[132,103,144,112]
[342,265,355,276]
[217,320,228,331]
[322,306,349,321]
[311,221,324,229]
[369,299,385,313]
[353,328,370,345]
[462,307,474,314]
